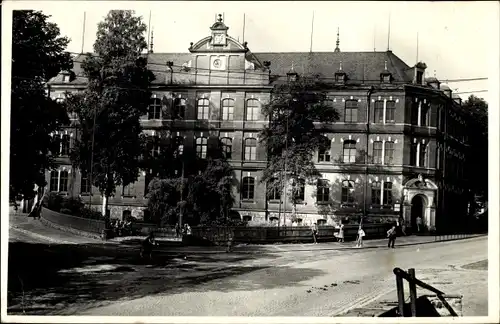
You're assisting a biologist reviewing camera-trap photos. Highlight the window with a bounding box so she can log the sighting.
[221,137,232,160]
[316,179,330,203]
[61,134,70,156]
[59,170,69,192]
[416,71,423,84]
[344,100,358,123]
[384,141,394,165]
[267,178,281,201]
[243,215,252,222]
[410,142,418,166]
[373,141,383,164]
[62,74,71,82]
[371,181,381,206]
[341,180,356,205]
[122,183,136,197]
[81,172,90,194]
[374,101,384,123]
[51,136,61,156]
[50,171,59,192]
[318,137,331,162]
[148,137,160,158]
[148,98,162,120]
[324,99,334,108]
[174,136,184,157]
[419,143,427,167]
[411,102,419,125]
[420,104,429,126]
[55,97,64,104]
[196,137,207,159]
[386,100,396,123]
[242,176,255,200]
[293,179,305,202]
[383,182,393,205]
[246,99,259,121]
[343,140,357,163]
[221,98,234,121]
[244,138,257,161]
[197,98,209,120]
[174,98,186,119]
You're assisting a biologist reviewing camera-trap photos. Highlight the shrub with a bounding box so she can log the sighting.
[80,206,103,220]
[60,196,84,215]
[60,208,72,215]
[43,192,64,212]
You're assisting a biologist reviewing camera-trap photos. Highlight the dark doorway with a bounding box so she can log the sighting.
[411,195,425,230]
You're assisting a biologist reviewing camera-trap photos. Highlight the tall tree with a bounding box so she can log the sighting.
[10,10,72,203]
[260,78,340,219]
[66,10,154,216]
[462,95,488,203]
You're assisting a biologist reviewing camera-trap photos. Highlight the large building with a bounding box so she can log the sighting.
[46,16,471,232]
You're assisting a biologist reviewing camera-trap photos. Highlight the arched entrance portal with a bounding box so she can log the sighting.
[411,195,425,229]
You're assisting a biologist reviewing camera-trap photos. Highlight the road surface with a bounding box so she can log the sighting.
[7,214,488,316]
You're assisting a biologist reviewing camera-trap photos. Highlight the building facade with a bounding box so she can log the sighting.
[46,16,471,232]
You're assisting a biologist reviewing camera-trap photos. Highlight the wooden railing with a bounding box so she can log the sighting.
[393,267,458,317]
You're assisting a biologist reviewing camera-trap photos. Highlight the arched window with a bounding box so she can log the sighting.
[420,103,430,126]
[174,98,186,119]
[197,98,210,120]
[244,138,257,161]
[371,181,381,206]
[174,136,184,157]
[318,136,331,162]
[317,219,327,226]
[372,141,383,164]
[293,178,306,202]
[374,100,384,123]
[343,140,357,163]
[386,100,396,123]
[196,137,207,159]
[49,170,59,192]
[242,215,252,222]
[241,177,255,200]
[246,99,260,121]
[61,134,70,156]
[344,100,358,123]
[384,141,394,165]
[316,179,330,203]
[383,182,393,206]
[341,180,355,205]
[122,210,132,220]
[267,178,281,201]
[221,137,232,160]
[419,143,428,167]
[59,170,69,192]
[221,98,234,121]
[148,98,162,120]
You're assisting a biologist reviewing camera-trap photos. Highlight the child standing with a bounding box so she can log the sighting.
[356,225,365,248]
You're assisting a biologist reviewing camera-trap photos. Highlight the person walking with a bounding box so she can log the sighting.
[387,225,397,248]
[311,222,318,244]
[337,223,345,243]
[356,225,365,248]
[175,222,180,238]
[416,216,422,233]
[401,219,407,236]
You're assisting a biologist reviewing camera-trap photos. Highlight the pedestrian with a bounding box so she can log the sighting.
[387,225,397,248]
[337,223,345,243]
[401,219,407,236]
[416,216,422,233]
[311,222,318,244]
[184,223,192,235]
[356,225,365,248]
[140,232,158,261]
[175,222,180,238]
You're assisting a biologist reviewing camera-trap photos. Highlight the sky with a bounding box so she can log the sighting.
[4,1,499,103]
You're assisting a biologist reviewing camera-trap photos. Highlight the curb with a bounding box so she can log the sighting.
[40,217,103,241]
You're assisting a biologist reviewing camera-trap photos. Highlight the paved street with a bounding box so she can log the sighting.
[7,214,488,316]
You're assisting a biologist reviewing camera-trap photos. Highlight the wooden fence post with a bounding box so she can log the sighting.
[396,274,405,316]
[408,268,418,317]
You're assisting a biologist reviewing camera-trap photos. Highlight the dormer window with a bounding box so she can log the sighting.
[414,62,427,85]
[335,61,347,84]
[380,61,392,84]
[287,63,298,83]
[62,74,71,83]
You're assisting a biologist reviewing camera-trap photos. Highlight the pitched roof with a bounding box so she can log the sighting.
[50,50,414,85]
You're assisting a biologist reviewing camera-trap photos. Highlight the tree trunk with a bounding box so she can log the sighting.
[102,194,108,217]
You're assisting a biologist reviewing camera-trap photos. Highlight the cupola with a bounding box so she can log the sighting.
[413,62,427,85]
[210,14,229,47]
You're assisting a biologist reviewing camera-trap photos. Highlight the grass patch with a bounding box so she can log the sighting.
[462,259,488,270]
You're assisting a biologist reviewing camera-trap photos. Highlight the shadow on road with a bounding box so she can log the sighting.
[7,241,325,315]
